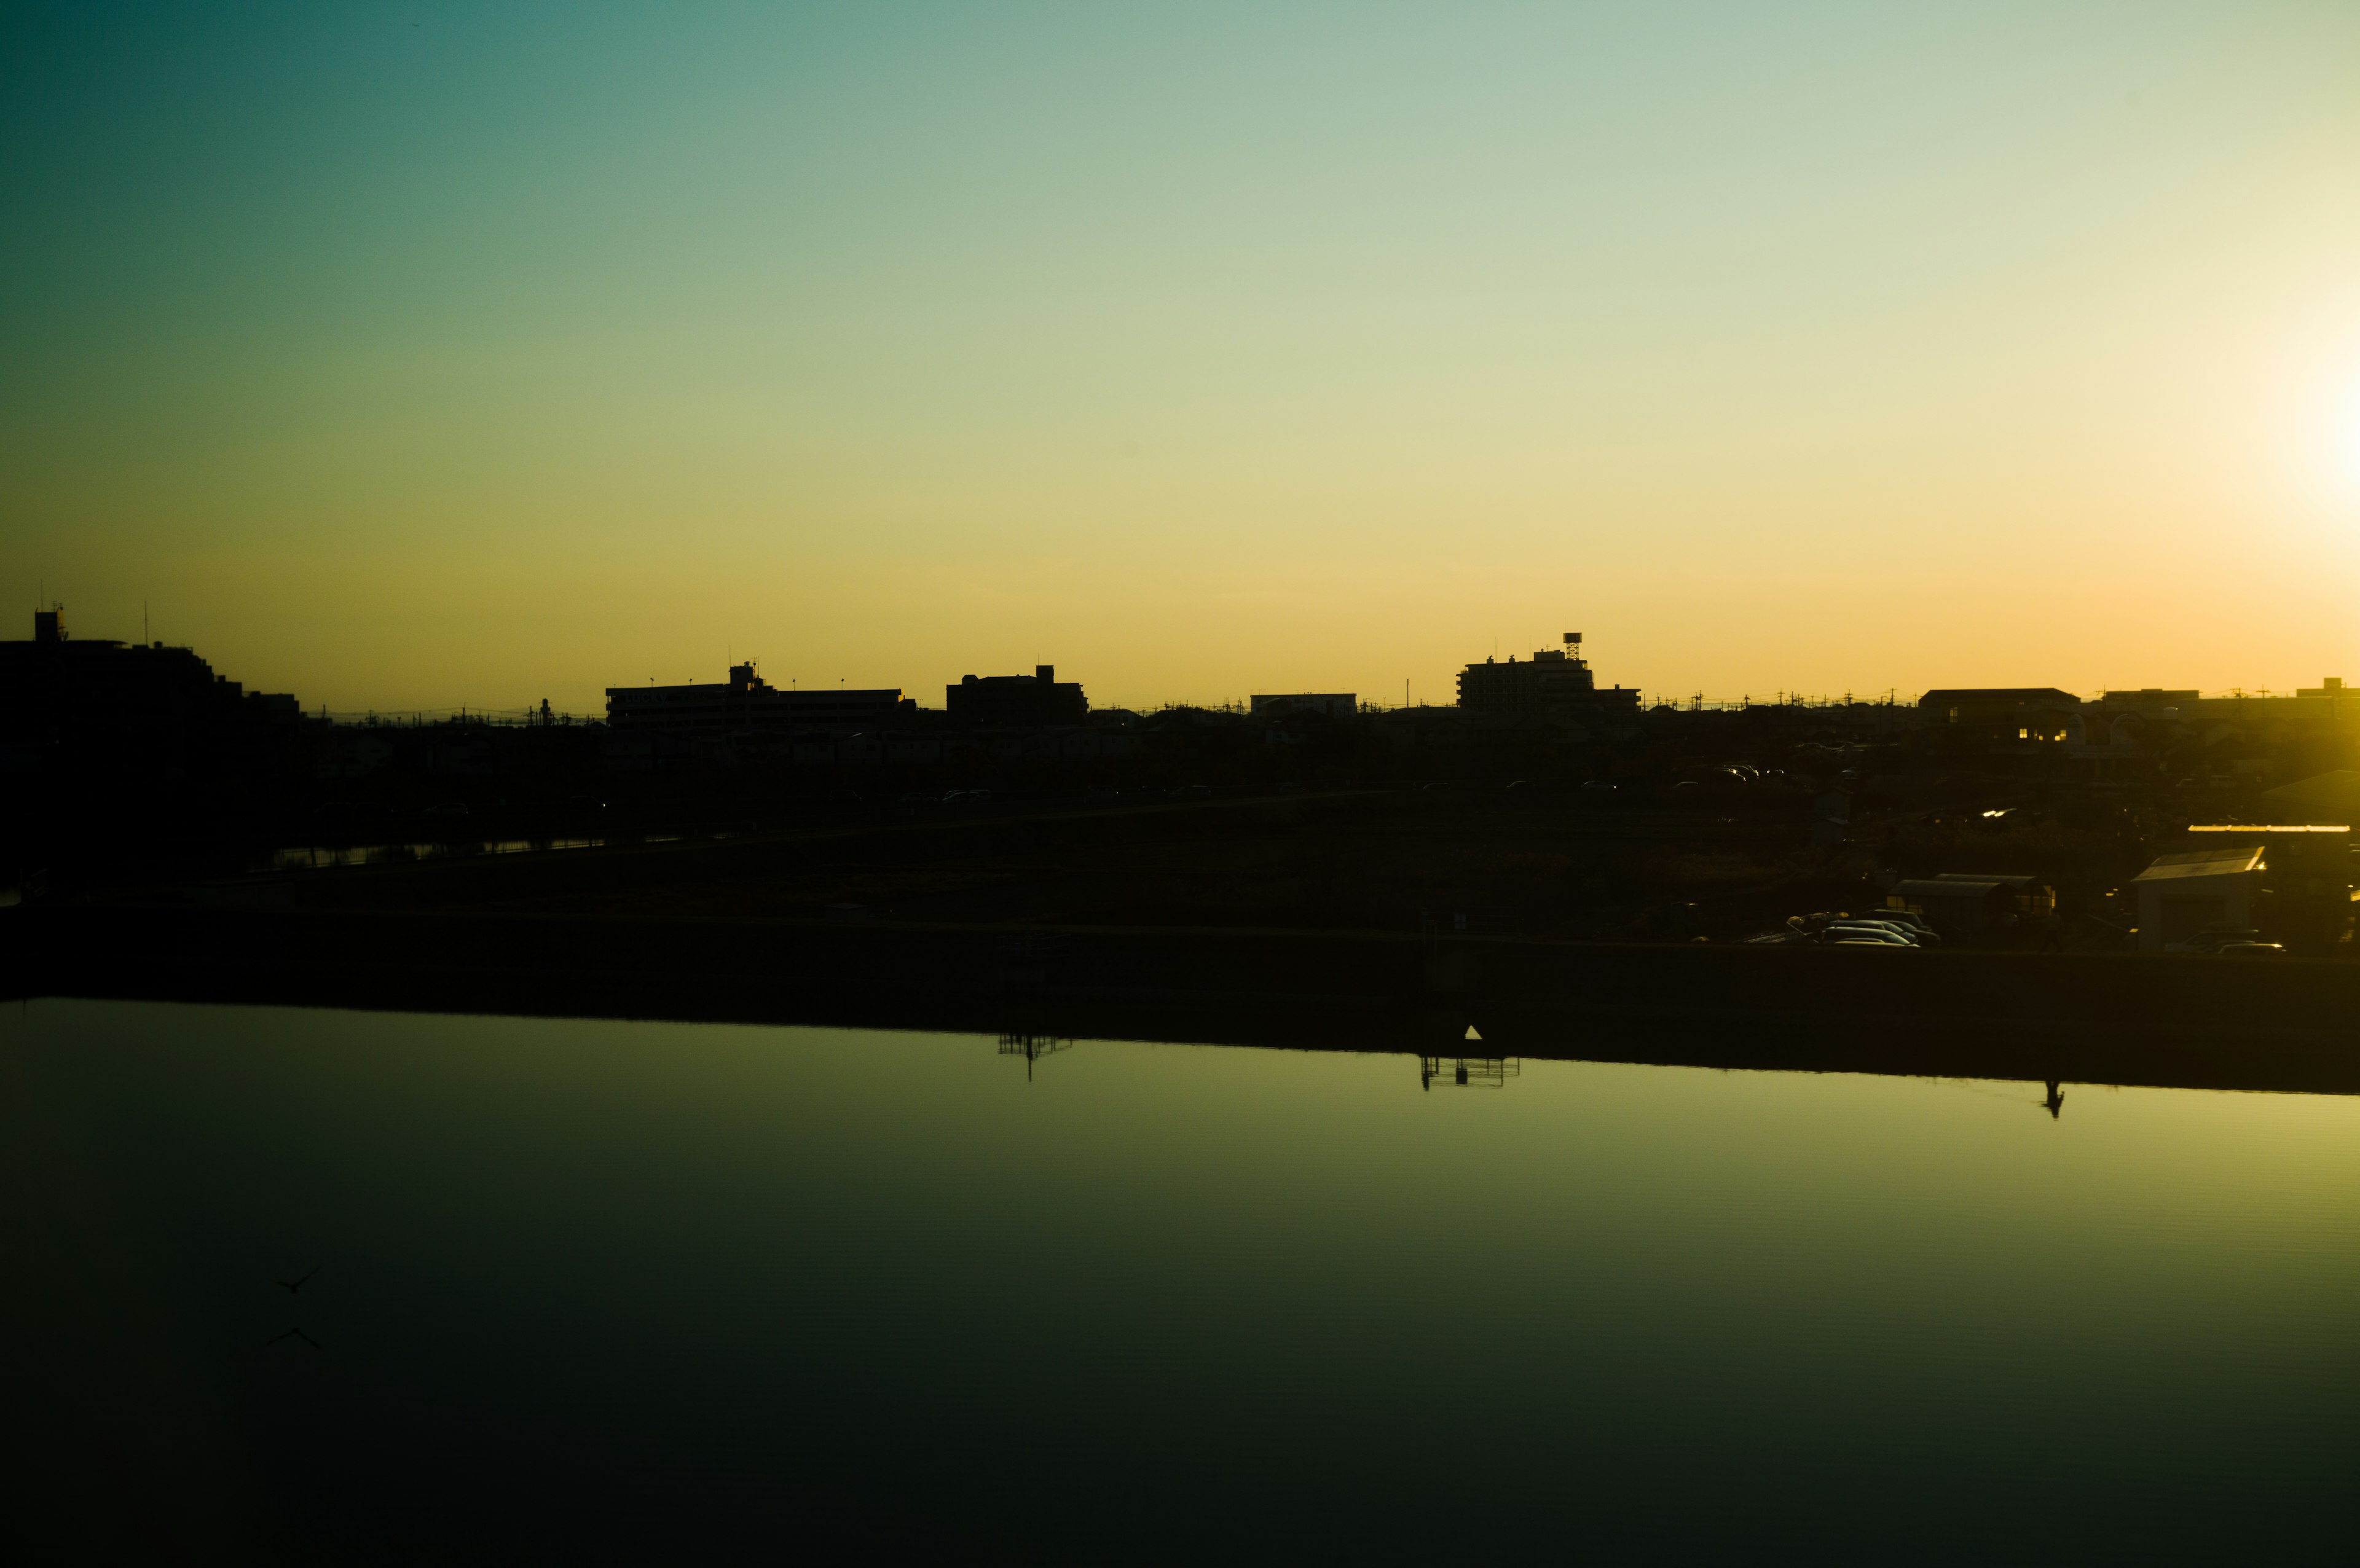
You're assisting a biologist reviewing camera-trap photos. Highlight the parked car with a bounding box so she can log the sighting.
[1854,909,1940,943]
[2184,925,2265,955]
[2217,942,2287,958]
[1826,918,1926,944]
[1822,919,1916,943]
[1820,925,1915,947]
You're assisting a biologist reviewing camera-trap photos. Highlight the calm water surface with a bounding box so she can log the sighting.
[6,1000,2358,1560]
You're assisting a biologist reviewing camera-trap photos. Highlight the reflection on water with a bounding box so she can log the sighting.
[6,1000,2358,1560]
[997,1030,1072,1080]
[1420,1054,1520,1089]
[264,837,604,870]
[1420,1021,1520,1090]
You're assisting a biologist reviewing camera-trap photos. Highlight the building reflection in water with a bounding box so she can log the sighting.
[1419,1024,1519,1091]
[998,1032,1072,1081]
[1420,1056,1521,1090]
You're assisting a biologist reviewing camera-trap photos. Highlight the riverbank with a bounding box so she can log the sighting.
[9,903,2358,1096]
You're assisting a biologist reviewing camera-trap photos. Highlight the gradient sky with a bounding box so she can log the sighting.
[7,1,2360,713]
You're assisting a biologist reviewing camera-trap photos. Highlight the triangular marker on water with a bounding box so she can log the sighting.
[1465,1025,1482,1041]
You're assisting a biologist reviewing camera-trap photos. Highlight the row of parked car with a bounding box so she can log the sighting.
[1745,911,2290,956]
[2177,926,2287,958]
[1745,911,1941,948]
[899,789,995,807]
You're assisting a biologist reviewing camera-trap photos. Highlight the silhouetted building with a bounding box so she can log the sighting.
[1886,874,2053,938]
[2131,846,2264,952]
[2099,688,2199,711]
[1249,693,1355,719]
[605,662,913,735]
[1455,633,1638,725]
[1,606,309,868]
[1917,688,2085,756]
[2262,771,2360,823]
[946,665,1087,727]
[1919,688,2080,736]
[2185,823,2351,952]
[1,606,304,768]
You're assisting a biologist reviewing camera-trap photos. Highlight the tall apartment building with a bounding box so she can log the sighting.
[1455,633,1639,724]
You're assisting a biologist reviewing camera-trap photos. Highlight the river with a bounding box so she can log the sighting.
[6,999,2355,1559]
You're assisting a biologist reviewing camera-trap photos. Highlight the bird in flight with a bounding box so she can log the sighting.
[266,1327,324,1351]
[274,1268,318,1296]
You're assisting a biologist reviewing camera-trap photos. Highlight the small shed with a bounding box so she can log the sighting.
[1887,872,2055,936]
[2130,847,2265,952]
[1932,871,2054,919]
[1887,878,2013,936]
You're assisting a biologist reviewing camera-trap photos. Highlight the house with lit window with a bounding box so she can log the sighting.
[1916,688,2082,748]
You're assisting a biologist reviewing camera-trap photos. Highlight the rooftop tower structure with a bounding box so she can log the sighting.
[945,664,1088,727]
[1455,632,1638,724]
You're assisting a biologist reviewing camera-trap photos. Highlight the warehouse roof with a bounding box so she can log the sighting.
[2131,848,2265,883]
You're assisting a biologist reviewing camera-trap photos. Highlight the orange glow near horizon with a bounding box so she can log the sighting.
[9,4,2360,713]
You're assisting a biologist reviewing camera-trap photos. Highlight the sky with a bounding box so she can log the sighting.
[7,1,2360,715]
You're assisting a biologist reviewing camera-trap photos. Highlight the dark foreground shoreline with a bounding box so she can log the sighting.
[9,903,2360,1096]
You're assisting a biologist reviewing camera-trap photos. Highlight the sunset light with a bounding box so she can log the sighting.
[10,6,2360,1559]
[2337,383,2360,495]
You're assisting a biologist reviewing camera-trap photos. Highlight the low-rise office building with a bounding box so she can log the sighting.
[605,663,913,735]
[1249,693,1356,720]
[945,665,1087,727]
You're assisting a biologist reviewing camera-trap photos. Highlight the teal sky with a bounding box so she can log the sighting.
[7,2,2360,711]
